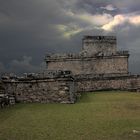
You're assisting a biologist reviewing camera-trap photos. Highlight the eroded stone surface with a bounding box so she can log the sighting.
[2,76,76,103]
[45,36,129,75]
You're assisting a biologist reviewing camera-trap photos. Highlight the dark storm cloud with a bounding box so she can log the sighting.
[0,0,78,73]
[0,0,140,74]
[72,0,140,15]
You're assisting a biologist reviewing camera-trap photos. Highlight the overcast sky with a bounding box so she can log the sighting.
[0,0,140,74]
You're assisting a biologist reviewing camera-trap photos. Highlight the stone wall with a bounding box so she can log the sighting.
[2,77,76,104]
[75,75,140,93]
[1,74,140,104]
[46,55,129,75]
[46,36,129,75]
[82,36,117,56]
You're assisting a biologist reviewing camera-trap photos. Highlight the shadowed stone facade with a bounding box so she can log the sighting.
[75,74,140,93]
[45,36,129,75]
[1,71,76,103]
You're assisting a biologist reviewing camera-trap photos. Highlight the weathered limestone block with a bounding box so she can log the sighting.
[2,77,76,104]
[76,75,140,93]
[82,36,117,56]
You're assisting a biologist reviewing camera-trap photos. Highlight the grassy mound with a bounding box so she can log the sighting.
[0,91,140,140]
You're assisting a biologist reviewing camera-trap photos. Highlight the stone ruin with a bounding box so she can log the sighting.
[0,35,140,104]
[45,36,129,75]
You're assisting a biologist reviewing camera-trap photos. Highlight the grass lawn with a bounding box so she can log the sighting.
[0,91,140,140]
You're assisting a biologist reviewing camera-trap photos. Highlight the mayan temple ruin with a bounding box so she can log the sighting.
[45,36,129,75]
[0,36,140,105]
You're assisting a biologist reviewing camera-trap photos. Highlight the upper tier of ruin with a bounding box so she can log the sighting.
[45,36,129,75]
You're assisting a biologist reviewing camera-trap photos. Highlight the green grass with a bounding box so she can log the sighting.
[0,91,140,140]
